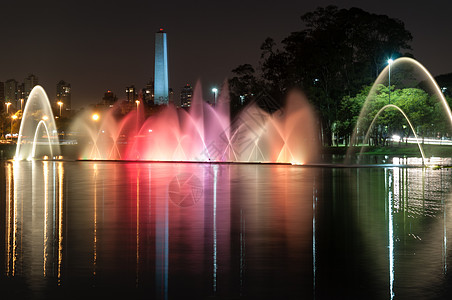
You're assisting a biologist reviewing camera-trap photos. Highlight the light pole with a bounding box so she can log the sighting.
[388,59,393,104]
[135,100,140,132]
[387,58,394,145]
[5,102,11,114]
[212,88,218,105]
[57,101,63,117]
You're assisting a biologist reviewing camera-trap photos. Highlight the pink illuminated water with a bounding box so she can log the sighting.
[4,161,452,299]
[73,84,319,164]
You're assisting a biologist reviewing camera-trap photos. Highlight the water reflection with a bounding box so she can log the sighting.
[384,166,452,299]
[387,168,394,300]
[5,160,65,294]
[312,178,318,298]
[2,161,452,299]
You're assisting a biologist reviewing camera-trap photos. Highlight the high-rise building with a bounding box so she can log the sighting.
[56,80,72,111]
[102,90,118,106]
[24,74,38,99]
[4,79,18,104]
[154,28,169,105]
[17,83,25,110]
[126,85,138,102]
[143,81,154,105]
[180,84,193,108]
[0,82,4,103]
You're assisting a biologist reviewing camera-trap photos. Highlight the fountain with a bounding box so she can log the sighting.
[15,85,60,160]
[15,58,450,166]
[70,82,320,164]
[347,57,452,165]
[6,57,452,300]
[360,104,426,164]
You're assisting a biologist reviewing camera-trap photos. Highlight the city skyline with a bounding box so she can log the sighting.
[1,1,452,109]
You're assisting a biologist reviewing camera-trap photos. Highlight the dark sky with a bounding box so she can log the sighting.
[1,0,450,109]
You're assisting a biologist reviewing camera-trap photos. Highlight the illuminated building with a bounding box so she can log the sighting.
[102,90,118,106]
[4,79,18,104]
[17,83,25,109]
[56,80,72,111]
[126,85,138,102]
[24,74,38,99]
[154,28,169,105]
[143,81,154,105]
[180,84,193,107]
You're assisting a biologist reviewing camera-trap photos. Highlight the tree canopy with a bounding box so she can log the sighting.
[339,84,452,146]
[229,6,413,145]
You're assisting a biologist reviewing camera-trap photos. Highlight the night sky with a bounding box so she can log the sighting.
[1,0,450,109]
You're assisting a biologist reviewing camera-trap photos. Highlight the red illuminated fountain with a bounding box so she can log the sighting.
[71,82,319,164]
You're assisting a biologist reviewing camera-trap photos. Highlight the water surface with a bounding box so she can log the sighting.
[1,161,451,299]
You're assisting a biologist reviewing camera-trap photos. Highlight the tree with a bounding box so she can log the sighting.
[228,64,260,117]
[344,84,448,146]
[229,6,414,146]
[280,6,413,145]
[259,37,292,102]
[335,85,370,145]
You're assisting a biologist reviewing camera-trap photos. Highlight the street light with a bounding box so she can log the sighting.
[388,59,393,104]
[57,101,63,117]
[92,113,99,121]
[135,100,140,110]
[5,102,11,114]
[212,88,218,105]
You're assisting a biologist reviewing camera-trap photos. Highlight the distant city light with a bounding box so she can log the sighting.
[92,113,99,121]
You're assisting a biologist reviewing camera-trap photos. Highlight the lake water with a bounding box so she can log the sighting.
[1,160,452,299]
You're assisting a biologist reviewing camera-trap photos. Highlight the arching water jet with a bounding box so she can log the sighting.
[31,120,54,159]
[359,104,426,165]
[15,86,60,160]
[347,57,452,164]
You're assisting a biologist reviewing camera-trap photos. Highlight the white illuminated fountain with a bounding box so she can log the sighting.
[15,85,60,160]
[360,104,426,164]
[348,57,452,165]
